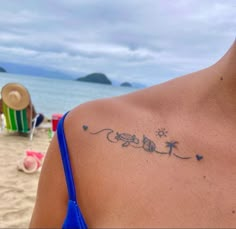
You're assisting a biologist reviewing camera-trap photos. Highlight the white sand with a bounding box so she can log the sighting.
[0,125,51,228]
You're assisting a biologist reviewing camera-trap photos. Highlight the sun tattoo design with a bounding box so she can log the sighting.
[81,125,203,161]
[155,128,168,138]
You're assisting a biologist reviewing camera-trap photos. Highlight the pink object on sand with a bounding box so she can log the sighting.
[17,150,45,174]
[23,157,37,170]
[26,150,44,169]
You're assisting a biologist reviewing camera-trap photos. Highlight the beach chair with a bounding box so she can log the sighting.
[2,101,39,140]
[1,83,39,140]
[0,114,4,132]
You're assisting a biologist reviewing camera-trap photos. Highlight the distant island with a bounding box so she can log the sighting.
[120,82,132,87]
[76,73,112,85]
[0,62,146,88]
[0,66,6,72]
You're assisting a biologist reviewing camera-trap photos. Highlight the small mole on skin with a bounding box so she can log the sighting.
[82,125,88,131]
[220,77,223,80]
[232,210,235,214]
[203,176,206,179]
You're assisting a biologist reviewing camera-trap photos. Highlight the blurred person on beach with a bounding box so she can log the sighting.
[0,83,44,129]
[30,39,236,228]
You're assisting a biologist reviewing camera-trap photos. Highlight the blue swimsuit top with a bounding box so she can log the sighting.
[57,112,88,229]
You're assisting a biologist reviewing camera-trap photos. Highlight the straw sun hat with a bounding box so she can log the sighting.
[1,83,30,110]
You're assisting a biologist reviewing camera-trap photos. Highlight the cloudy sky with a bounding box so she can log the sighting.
[0,0,235,86]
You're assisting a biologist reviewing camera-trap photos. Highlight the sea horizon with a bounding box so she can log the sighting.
[0,72,139,119]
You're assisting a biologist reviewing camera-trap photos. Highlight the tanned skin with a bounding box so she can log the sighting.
[30,40,236,228]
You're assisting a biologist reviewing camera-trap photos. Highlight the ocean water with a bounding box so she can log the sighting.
[0,73,139,118]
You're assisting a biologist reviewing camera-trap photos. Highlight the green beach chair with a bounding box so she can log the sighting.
[1,83,39,140]
[2,101,39,140]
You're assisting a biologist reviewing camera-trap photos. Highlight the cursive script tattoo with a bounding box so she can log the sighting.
[85,126,192,160]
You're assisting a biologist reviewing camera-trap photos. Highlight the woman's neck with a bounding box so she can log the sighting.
[208,39,236,119]
[211,39,236,83]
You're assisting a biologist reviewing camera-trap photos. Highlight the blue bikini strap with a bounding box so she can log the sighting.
[57,112,77,202]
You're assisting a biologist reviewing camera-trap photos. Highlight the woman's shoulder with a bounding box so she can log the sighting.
[65,90,150,126]
[64,74,195,135]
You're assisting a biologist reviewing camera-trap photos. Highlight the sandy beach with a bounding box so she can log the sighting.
[0,124,51,228]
